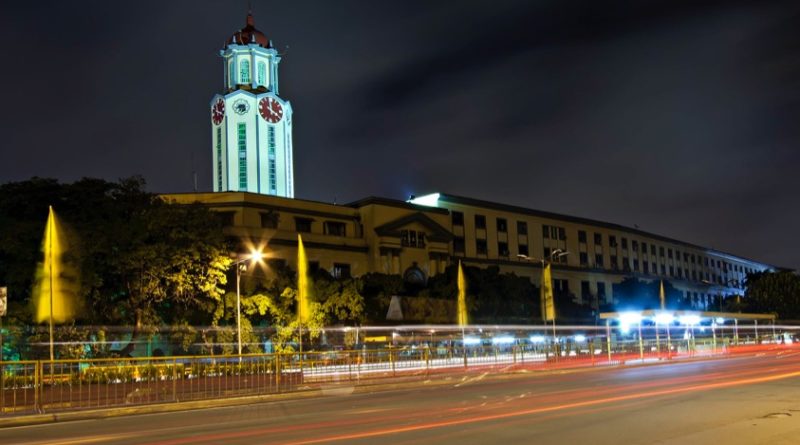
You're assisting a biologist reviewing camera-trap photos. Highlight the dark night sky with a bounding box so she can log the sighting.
[1,1,799,270]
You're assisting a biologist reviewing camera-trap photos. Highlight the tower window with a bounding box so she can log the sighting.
[257,62,266,85]
[216,127,223,191]
[267,127,277,193]
[229,61,235,86]
[240,59,250,84]
[237,123,247,190]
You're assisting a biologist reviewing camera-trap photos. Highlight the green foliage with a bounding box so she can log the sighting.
[744,271,800,319]
[0,177,232,358]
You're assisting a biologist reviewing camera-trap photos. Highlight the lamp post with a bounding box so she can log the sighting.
[233,249,263,356]
[518,250,570,354]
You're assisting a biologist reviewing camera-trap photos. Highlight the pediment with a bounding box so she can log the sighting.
[374,212,453,242]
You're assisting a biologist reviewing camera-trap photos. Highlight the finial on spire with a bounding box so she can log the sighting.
[246,1,254,26]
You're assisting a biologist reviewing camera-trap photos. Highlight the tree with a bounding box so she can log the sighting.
[744,271,800,319]
[0,177,232,357]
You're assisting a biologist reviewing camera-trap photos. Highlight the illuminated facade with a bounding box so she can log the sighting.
[210,13,294,197]
[163,191,775,311]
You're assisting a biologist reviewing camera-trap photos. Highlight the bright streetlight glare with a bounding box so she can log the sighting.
[679,315,701,326]
[574,335,587,342]
[249,249,263,262]
[655,312,675,325]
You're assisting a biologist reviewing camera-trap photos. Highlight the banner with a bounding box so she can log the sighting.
[0,286,6,316]
[541,264,555,321]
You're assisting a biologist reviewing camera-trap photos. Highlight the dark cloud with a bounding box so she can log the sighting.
[0,0,798,270]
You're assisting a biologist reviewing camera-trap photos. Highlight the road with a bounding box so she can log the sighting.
[4,350,800,445]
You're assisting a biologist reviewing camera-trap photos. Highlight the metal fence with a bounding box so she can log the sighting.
[2,329,797,417]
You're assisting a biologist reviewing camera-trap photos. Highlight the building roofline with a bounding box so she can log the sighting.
[346,196,450,215]
[436,192,778,269]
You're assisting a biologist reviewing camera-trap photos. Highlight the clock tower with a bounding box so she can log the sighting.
[210,12,294,197]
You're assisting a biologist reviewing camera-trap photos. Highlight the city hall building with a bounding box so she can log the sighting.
[164,13,775,311]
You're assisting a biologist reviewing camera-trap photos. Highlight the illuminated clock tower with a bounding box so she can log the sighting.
[210,12,294,197]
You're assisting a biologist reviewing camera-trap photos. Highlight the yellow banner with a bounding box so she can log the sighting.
[541,263,555,321]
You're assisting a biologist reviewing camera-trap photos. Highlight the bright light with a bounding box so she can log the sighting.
[619,311,642,334]
[679,315,701,326]
[491,336,515,345]
[574,335,586,342]
[715,317,725,324]
[463,337,481,345]
[654,312,675,325]
[530,335,546,343]
[407,193,441,208]
[249,249,263,262]
[683,330,691,340]
[619,312,643,325]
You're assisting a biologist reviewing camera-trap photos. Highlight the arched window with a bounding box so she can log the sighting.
[240,60,250,84]
[257,62,266,86]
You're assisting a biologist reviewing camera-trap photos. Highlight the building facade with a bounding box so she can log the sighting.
[163,191,775,311]
[210,13,294,197]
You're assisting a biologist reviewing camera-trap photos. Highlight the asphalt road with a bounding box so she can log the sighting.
[4,351,800,445]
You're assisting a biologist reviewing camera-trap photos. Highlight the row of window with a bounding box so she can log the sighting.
[452,211,755,277]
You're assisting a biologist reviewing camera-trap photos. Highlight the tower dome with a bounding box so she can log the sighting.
[226,13,272,48]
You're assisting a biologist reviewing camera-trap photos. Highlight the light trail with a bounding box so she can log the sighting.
[138,351,800,445]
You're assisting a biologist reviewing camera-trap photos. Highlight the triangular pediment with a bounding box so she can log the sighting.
[374,212,453,242]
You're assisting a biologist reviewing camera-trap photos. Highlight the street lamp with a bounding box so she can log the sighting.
[234,249,264,356]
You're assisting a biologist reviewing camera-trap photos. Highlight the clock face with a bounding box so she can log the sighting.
[211,98,225,125]
[259,97,284,123]
[233,99,250,115]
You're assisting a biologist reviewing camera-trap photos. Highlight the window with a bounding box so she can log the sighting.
[476,239,488,255]
[641,242,647,254]
[578,230,587,243]
[675,251,681,262]
[324,221,346,237]
[632,241,638,252]
[579,252,588,266]
[543,225,549,238]
[643,262,649,274]
[609,236,617,247]
[558,227,566,240]
[498,241,509,257]
[240,59,250,83]
[581,281,591,299]
[597,282,606,300]
[260,212,278,229]
[475,214,486,229]
[267,127,277,193]
[661,265,666,275]
[497,218,507,232]
[237,123,247,190]
[610,255,618,270]
[594,233,602,244]
[518,244,529,256]
[295,217,312,233]
[216,211,236,227]
[332,263,351,279]
[517,221,527,235]
[216,127,223,191]
[621,238,628,249]
[544,247,551,258]
[229,61,235,86]
[684,253,690,262]
[257,61,266,85]
[595,254,603,267]
[623,257,630,271]
[401,230,426,248]
[633,260,639,271]
[669,266,675,276]
[453,237,465,254]
[651,262,656,274]
[692,271,697,281]
[668,249,673,259]
[452,211,464,226]
[650,245,656,255]
[660,247,665,257]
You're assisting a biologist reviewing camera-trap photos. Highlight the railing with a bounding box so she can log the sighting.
[2,333,796,417]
